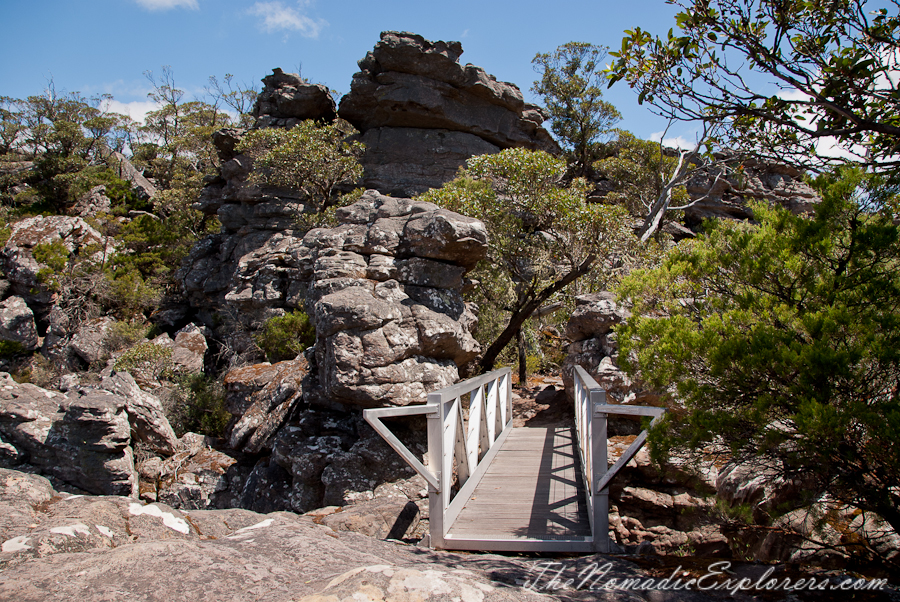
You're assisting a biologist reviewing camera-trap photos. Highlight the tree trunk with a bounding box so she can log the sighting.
[517,328,527,386]
[478,254,596,373]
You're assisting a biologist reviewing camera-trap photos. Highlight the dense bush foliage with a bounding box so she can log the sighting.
[237,119,364,217]
[166,374,231,438]
[617,169,900,533]
[255,310,316,363]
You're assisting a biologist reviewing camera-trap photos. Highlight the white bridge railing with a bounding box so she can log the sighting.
[573,365,665,552]
[363,367,512,548]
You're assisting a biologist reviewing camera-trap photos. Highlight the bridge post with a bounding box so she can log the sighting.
[591,387,609,553]
[426,392,444,549]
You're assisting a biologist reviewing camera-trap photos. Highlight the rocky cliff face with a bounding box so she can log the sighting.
[339,31,559,196]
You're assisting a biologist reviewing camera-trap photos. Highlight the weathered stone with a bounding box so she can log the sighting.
[562,292,659,410]
[0,466,582,602]
[340,32,557,150]
[0,215,116,311]
[151,446,237,510]
[355,126,500,196]
[69,316,116,365]
[0,296,39,351]
[171,323,208,373]
[321,427,420,506]
[253,68,337,128]
[338,31,558,196]
[0,373,137,496]
[564,292,630,342]
[182,189,484,409]
[321,495,422,540]
[70,184,111,217]
[225,356,309,453]
[100,372,178,456]
[682,158,820,227]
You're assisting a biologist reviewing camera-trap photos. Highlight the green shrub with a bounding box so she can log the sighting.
[114,342,174,381]
[255,310,316,363]
[105,269,161,320]
[167,374,230,438]
[32,239,70,285]
[103,320,151,352]
[0,340,25,358]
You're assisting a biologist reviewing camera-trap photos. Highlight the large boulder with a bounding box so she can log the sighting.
[304,192,485,407]
[682,158,820,227]
[224,356,309,453]
[253,68,337,128]
[0,373,137,496]
[99,372,179,456]
[0,296,39,352]
[338,31,559,196]
[68,316,116,365]
[561,292,658,409]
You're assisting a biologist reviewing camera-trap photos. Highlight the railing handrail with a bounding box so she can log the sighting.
[363,403,441,490]
[426,367,512,404]
[573,364,665,552]
[365,367,513,549]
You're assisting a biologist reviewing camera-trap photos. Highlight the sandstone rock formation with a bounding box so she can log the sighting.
[70,184,112,217]
[0,467,603,602]
[682,158,820,227]
[338,31,559,196]
[68,315,115,365]
[100,372,179,455]
[304,193,485,407]
[0,373,137,496]
[224,357,309,453]
[0,371,189,497]
[561,292,657,411]
[253,67,337,128]
[0,296,39,352]
[182,189,486,409]
[137,433,238,509]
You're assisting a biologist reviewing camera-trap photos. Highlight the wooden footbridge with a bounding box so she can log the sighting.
[364,366,664,553]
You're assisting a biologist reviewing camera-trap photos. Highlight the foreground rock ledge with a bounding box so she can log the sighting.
[0,467,654,602]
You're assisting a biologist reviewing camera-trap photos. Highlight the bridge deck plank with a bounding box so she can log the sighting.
[446,426,591,540]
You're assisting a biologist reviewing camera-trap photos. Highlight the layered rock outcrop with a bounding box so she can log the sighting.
[682,158,820,227]
[252,68,337,129]
[304,193,485,407]
[182,189,486,409]
[0,373,137,496]
[339,31,559,196]
[0,370,189,497]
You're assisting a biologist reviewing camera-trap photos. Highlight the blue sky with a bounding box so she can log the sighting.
[0,0,697,145]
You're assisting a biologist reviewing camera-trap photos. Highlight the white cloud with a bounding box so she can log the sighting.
[249,1,326,38]
[102,99,163,124]
[648,130,697,151]
[774,88,810,102]
[134,0,199,10]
